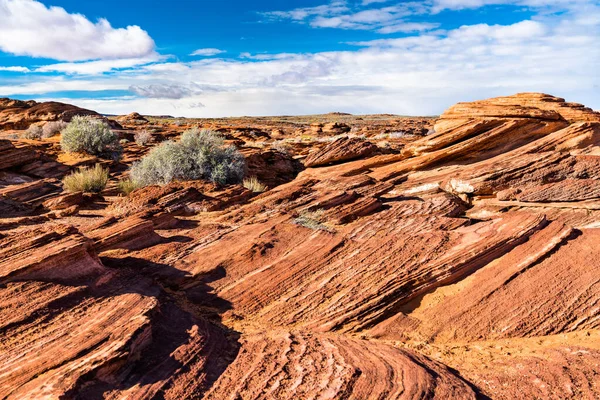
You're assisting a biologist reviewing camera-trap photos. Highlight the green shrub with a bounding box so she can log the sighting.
[243,176,267,193]
[22,125,43,140]
[117,178,139,195]
[130,128,245,186]
[60,116,122,160]
[62,164,109,193]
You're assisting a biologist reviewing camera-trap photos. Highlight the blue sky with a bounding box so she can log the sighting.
[0,0,598,117]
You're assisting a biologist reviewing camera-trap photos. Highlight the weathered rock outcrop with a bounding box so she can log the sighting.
[1,93,600,399]
[304,137,378,167]
[0,98,101,130]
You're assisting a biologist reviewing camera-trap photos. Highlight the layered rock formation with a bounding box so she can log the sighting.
[1,93,599,399]
[0,98,103,130]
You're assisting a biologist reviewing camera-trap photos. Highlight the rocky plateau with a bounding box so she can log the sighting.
[1,92,600,399]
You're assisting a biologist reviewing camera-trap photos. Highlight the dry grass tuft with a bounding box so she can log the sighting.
[117,178,139,195]
[294,209,334,232]
[62,164,109,193]
[243,176,267,193]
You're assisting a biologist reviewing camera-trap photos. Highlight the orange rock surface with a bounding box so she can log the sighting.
[1,93,599,399]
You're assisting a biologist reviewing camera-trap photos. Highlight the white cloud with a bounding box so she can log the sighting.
[430,0,594,12]
[0,0,155,61]
[36,56,160,75]
[1,0,598,117]
[263,1,349,21]
[0,66,29,72]
[190,48,226,56]
[129,83,195,99]
[265,1,432,33]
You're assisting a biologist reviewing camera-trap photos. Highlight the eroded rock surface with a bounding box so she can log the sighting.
[1,93,600,399]
[0,98,102,130]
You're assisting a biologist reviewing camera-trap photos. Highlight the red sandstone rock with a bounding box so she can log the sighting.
[0,93,600,400]
[304,137,378,167]
[0,98,101,130]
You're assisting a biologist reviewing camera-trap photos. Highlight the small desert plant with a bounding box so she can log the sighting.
[130,128,245,187]
[134,130,152,146]
[388,131,408,139]
[60,116,122,160]
[294,209,333,232]
[245,141,266,149]
[22,124,43,140]
[62,164,109,193]
[117,178,139,195]
[243,176,267,193]
[272,140,292,155]
[42,120,68,138]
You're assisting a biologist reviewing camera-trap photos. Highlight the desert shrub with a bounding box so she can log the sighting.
[388,131,408,138]
[294,209,333,232]
[134,130,152,146]
[130,128,245,187]
[243,176,267,193]
[62,164,109,193]
[117,178,139,195]
[22,124,43,140]
[60,116,122,160]
[272,140,292,155]
[42,120,68,138]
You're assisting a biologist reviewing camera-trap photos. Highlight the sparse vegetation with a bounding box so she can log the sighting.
[22,124,43,140]
[294,209,333,232]
[117,178,139,195]
[245,141,267,149]
[272,140,292,155]
[42,120,68,138]
[62,164,109,193]
[373,131,409,140]
[130,128,245,187]
[134,130,152,146]
[60,116,122,160]
[243,176,267,193]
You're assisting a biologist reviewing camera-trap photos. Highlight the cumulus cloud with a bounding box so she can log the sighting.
[0,0,156,61]
[190,48,226,56]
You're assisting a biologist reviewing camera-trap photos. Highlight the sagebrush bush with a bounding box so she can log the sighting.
[130,128,245,187]
[60,116,122,159]
[22,125,43,140]
[134,130,152,146]
[243,176,267,193]
[272,140,292,155]
[42,120,68,138]
[62,164,109,193]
